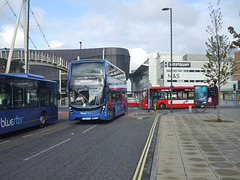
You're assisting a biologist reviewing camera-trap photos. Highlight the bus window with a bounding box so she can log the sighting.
[188,92,194,99]
[178,92,183,99]
[0,80,10,110]
[39,89,50,106]
[159,92,166,99]
[182,92,188,99]
[14,88,24,108]
[151,90,158,101]
[116,92,121,102]
[26,88,37,107]
[172,92,177,99]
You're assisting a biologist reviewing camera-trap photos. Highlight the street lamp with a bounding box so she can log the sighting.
[78,42,82,60]
[162,7,173,113]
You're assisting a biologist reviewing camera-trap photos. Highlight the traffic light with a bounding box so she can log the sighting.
[233,84,236,91]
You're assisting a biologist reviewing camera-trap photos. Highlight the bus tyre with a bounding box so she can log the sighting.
[159,103,166,109]
[40,113,47,127]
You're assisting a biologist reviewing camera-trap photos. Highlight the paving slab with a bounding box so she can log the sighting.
[152,108,240,180]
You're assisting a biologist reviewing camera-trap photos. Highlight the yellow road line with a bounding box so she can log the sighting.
[133,114,159,180]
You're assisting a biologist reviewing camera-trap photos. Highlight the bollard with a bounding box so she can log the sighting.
[189,106,192,113]
[153,99,157,111]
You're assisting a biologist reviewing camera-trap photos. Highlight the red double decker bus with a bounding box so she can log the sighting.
[139,86,218,109]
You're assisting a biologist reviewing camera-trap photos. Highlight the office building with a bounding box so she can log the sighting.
[130,52,238,101]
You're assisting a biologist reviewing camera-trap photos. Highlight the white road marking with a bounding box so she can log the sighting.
[40,128,51,132]
[22,134,34,138]
[24,138,71,161]
[0,140,10,145]
[82,125,97,134]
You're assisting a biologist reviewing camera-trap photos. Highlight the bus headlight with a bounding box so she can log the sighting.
[100,106,106,114]
[69,107,74,114]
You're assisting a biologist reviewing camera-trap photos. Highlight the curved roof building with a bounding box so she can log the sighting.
[39,47,130,80]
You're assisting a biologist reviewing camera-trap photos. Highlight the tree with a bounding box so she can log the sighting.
[202,0,235,121]
[228,26,240,48]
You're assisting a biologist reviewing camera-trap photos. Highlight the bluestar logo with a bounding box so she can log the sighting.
[1,116,24,128]
[80,112,92,115]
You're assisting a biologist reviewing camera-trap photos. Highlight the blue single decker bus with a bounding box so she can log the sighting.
[0,73,58,135]
[68,59,127,121]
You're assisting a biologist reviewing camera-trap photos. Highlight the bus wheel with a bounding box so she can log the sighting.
[159,103,166,109]
[40,113,47,127]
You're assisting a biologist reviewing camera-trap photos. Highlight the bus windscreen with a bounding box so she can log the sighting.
[69,62,106,109]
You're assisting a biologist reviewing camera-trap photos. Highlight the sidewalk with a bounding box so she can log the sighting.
[153,108,240,180]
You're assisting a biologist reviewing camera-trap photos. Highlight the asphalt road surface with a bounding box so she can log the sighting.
[0,106,158,180]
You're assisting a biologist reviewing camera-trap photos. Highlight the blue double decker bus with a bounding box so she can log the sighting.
[68,59,127,121]
[0,73,58,135]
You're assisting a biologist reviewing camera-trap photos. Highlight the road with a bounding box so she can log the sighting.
[0,106,158,180]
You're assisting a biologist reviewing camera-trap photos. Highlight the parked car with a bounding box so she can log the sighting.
[127,97,139,106]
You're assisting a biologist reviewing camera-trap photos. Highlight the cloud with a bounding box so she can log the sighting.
[0,0,239,70]
[49,40,64,48]
[0,24,24,48]
[129,48,148,71]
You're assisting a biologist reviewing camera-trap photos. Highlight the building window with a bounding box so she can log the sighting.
[223,93,234,101]
[184,80,189,82]
[184,70,188,72]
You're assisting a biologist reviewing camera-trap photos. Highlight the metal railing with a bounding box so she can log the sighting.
[0,49,69,72]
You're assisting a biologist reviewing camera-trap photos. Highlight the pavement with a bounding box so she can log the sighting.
[150,107,240,180]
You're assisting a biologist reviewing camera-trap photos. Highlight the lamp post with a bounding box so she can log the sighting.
[162,7,173,113]
[78,42,82,60]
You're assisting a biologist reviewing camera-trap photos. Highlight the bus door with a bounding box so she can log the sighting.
[107,90,125,119]
[150,89,157,107]
[151,89,163,107]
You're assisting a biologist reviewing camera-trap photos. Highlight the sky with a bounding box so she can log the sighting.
[0,0,239,71]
